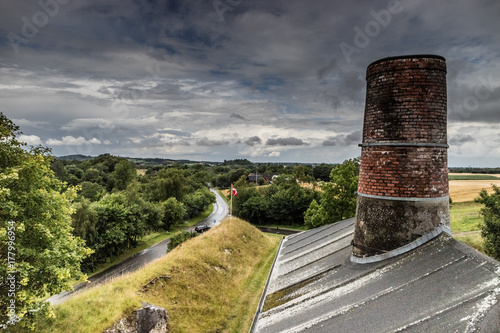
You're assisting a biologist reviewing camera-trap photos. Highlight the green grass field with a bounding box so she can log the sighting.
[450,201,484,252]
[449,175,500,180]
[450,201,482,232]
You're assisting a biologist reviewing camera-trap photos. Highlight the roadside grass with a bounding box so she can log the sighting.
[177,203,213,228]
[218,188,230,201]
[23,218,281,333]
[257,224,308,231]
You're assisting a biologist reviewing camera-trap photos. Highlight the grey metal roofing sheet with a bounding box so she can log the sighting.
[253,218,500,333]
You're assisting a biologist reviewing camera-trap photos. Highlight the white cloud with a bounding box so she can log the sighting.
[19,134,42,146]
[46,136,88,146]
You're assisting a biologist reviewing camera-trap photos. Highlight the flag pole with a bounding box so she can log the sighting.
[230,184,233,219]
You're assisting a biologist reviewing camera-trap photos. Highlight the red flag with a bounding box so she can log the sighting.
[232,185,238,196]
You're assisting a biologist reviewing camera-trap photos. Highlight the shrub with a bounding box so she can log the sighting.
[167,231,198,252]
[477,185,500,260]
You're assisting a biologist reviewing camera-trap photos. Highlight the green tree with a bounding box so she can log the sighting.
[304,199,327,229]
[72,198,98,247]
[79,181,106,202]
[304,159,359,229]
[148,168,188,202]
[112,160,137,191]
[313,163,334,182]
[183,188,216,220]
[162,197,186,231]
[50,159,67,181]
[321,159,359,222]
[64,165,84,186]
[90,193,133,264]
[239,196,269,225]
[477,185,500,260]
[0,113,92,329]
[82,167,104,184]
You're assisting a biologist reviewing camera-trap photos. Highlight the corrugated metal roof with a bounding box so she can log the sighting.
[253,218,500,332]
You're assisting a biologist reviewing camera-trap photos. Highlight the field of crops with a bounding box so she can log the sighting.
[448,173,500,202]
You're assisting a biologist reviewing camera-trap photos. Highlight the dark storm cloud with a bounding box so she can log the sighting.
[449,134,475,145]
[157,129,191,137]
[266,137,306,146]
[196,137,229,146]
[245,136,261,146]
[1,0,499,165]
[230,113,246,121]
[322,130,362,146]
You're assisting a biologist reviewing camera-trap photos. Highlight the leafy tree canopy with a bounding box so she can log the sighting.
[0,113,92,329]
[477,185,500,260]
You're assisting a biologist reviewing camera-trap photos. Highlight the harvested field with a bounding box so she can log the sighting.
[449,178,500,202]
[136,168,147,176]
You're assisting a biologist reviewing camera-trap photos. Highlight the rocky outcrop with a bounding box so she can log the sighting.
[104,303,168,333]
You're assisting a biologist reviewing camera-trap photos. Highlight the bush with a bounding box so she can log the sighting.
[167,231,198,252]
[477,185,500,260]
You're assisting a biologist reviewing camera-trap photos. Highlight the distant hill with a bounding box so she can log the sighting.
[56,154,340,167]
[57,154,94,161]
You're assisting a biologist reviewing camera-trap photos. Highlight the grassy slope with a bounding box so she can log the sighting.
[22,218,280,333]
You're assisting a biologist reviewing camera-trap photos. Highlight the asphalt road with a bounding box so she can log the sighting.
[48,189,229,305]
[188,188,229,231]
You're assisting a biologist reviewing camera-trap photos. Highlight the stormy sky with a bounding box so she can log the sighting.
[1,0,499,166]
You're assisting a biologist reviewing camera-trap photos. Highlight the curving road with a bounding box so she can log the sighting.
[48,189,228,305]
[188,188,229,231]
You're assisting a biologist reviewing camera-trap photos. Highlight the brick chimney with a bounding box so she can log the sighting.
[352,55,450,262]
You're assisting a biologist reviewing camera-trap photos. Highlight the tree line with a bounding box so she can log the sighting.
[51,155,216,272]
[230,159,359,229]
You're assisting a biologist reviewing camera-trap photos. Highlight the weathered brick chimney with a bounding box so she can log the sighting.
[352,55,450,262]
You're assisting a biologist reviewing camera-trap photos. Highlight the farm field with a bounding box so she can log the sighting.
[136,168,147,176]
[448,173,500,203]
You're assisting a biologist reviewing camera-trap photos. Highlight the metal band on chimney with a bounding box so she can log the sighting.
[357,192,449,203]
